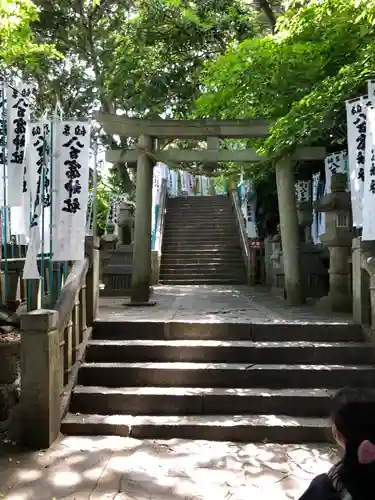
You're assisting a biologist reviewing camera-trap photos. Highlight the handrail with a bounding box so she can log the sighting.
[231,190,252,284]
[154,178,168,256]
[55,258,89,332]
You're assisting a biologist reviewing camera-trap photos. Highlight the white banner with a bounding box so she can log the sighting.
[324,152,347,195]
[295,181,310,202]
[168,170,178,197]
[362,107,375,240]
[7,85,34,207]
[52,121,91,261]
[179,170,188,194]
[0,85,7,206]
[346,98,367,227]
[85,192,94,236]
[312,172,321,244]
[23,121,52,279]
[187,173,194,195]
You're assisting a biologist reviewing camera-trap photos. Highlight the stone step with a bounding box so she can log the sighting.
[92,321,363,342]
[163,228,238,235]
[161,257,244,265]
[159,268,245,276]
[159,273,246,281]
[163,243,241,252]
[163,237,240,244]
[168,197,230,202]
[166,210,234,216]
[61,412,331,443]
[159,278,246,285]
[78,362,375,389]
[86,340,373,365]
[161,249,242,256]
[70,386,332,417]
[165,216,235,222]
[160,263,245,270]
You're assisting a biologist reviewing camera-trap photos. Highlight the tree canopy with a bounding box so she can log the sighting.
[195,0,375,160]
[0,0,57,71]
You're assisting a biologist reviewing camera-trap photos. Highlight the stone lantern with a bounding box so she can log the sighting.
[101,200,135,297]
[297,201,313,244]
[314,173,352,312]
[117,201,135,248]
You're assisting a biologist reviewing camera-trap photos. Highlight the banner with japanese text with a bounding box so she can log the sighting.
[7,85,35,207]
[346,98,367,227]
[362,106,375,240]
[23,121,52,279]
[52,121,91,261]
[85,192,94,236]
[324,151,348,195]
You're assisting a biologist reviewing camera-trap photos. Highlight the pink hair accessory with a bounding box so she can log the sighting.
[358,440,375,465]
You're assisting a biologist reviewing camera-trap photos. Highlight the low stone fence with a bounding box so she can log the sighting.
[0,237,99,448]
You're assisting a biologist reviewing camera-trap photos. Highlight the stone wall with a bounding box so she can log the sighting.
[0,328,20,433]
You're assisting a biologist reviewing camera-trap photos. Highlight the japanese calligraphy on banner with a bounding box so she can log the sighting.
[311,172,321,244]
[52,121,90,261]
[346,98,367,227]
[86,192,94,236]
[295,181,311,202]
[0,85,7,205]
[362,106,375,240]
[7,85,35,207]
[23,121,52,279]
[324,151,348,195]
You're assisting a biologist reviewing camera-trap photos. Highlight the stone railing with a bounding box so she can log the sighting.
[230,190,255,285]
[352,237,375,332]
[17,236,99,448]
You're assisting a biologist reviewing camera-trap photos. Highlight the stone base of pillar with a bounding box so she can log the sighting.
[317,292,352,313]
[101,245,133,297]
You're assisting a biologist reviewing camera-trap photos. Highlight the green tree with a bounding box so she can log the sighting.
[27,0,266,191]
[195,0,375,160]
[0,0,57,71]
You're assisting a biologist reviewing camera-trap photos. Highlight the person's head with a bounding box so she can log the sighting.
[330,387,375,498]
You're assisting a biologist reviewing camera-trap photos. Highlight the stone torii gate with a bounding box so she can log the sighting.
[96,113,325,305]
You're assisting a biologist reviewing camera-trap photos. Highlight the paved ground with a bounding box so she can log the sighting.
[100,285,354,325]
[1,285,346,498]
[0,435,338,499]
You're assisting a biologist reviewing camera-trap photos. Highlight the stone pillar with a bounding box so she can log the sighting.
[19,309,60,449]
[275,157,304,304]
[352,237,364,323]
[130,135,154,304]
[85,235,100,324]
[327,246,351,311]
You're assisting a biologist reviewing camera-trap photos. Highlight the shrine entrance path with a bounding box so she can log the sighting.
[99,284,354,325]
[0,286,347,499]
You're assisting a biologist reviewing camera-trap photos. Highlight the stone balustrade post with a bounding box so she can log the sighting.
[352,237,365,324]
[19,309,61,449]
[85,236,100,325]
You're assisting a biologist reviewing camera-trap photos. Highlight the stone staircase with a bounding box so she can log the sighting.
[159,195,247,285]
[62,320,375,442]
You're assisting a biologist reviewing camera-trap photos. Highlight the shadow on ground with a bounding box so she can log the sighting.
[0,435,338,500]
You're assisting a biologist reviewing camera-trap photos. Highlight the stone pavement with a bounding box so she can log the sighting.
[0,435,338,499]
[0,286,345,498]
[100,285,354,325]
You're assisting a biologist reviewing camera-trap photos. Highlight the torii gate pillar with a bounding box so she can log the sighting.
[275,156,305,305]
[130,135,154,304]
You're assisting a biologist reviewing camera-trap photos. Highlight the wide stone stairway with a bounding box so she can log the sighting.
[159,195,247,285]
[62,287,375,443]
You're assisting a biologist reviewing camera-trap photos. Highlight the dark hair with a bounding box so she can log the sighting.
[330,387,375,499]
